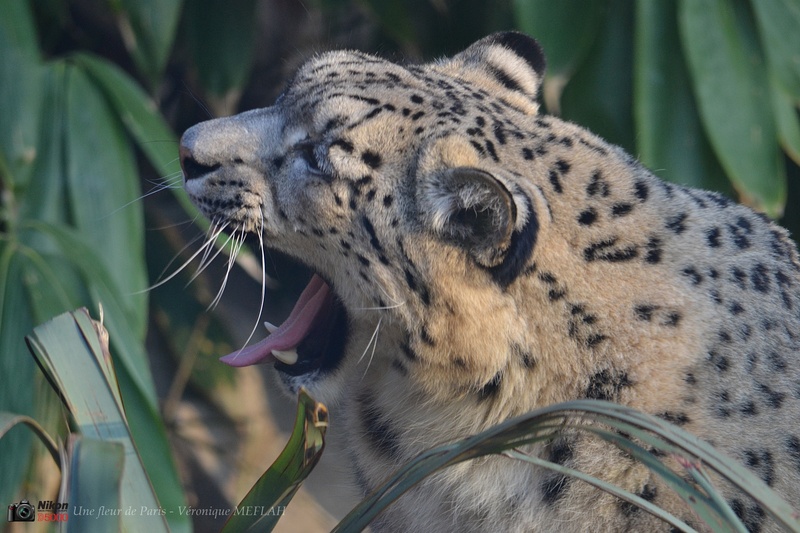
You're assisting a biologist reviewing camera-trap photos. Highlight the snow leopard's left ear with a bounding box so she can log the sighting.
[440,32,546,112]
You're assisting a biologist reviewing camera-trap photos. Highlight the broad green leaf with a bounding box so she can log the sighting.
[0,412,60,471]
[559,0,635,152]
[752,0,800,99]
[0,15,43,192]
[115,0,182,86]
[512,0,609,112]
[0,243,37,509]
[66,436,125,533]
[221,389,327,533]
[18,63,69,225]
[679,0,786,217]
[73,53,199,223]
[184,0,257,100]
[26,309,171,533]
[634,0,731,193]
[65,64,148,337]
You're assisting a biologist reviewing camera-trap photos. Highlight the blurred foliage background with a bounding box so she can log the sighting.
[1,0,798,531]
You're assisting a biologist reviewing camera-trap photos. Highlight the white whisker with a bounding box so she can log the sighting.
[358,317,382,378]
[135,222,229,294]
[236,208,269,352]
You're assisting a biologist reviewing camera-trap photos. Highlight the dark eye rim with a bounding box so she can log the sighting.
[295,140,327,176]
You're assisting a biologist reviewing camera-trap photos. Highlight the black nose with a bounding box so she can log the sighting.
[179,142,219,181]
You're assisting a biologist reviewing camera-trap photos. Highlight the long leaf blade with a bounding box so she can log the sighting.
[221,389,327,533]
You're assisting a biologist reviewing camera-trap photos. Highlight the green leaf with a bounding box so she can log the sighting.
[26,309,171,533]
[512,0,609,112]
[333,400,800,532]
[66,436,125,533]
[184,0,257,100]
[752,0,800,100]
[21,222,191,533]
[679,0,786,217]
[559,0,635,151]
[0,14,43,192]
[64,64,148,337]
[771,76,800,165]
[634,0,731,193]
[72,53,199,223]
[221,389,327,533]
[0,0,40,59]
[115,0,182,85]
[18,62,69,225]
[0,412,60,471]
[0,242,37,509]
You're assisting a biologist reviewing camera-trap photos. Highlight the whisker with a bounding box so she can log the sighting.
[136,222,228,293]
[359,317,382,378]
[208,229,246,310]
[236,208,269,352]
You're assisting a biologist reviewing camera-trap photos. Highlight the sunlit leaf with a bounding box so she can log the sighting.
[679,0,786,217]
[221,389,327,533]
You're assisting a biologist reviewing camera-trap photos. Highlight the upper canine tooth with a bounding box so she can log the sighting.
[264,321,279,333]
[272,348,298,365]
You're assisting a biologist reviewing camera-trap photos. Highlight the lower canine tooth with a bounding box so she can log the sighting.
[272,348,298,365]
[264,321,279,333]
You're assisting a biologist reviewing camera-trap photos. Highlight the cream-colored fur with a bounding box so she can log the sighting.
[181,33,800,532]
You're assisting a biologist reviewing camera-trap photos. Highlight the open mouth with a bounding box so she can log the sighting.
[219,272,349,377]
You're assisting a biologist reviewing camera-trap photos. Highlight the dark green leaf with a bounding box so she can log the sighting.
[115,0,182,85]
[752,0,800,99]
[679,0,786,216]
[184,0,257,98]
[0,0,40,59]
[512,0,609,109]
[221,389,327,533]
[559,0,635,151]
[771,76,800,165]
[634,0,731,193]
[65,64,148,337]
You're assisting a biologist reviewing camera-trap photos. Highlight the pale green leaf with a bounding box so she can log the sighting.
[66,436,125,533]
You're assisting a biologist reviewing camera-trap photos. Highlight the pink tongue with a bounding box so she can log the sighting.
[220,274,330,367]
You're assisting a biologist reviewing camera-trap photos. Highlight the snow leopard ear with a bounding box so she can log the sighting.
[422,166,516,268]
[443,32,546,105]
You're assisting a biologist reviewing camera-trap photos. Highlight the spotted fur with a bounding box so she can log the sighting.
[180,33,800,532]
